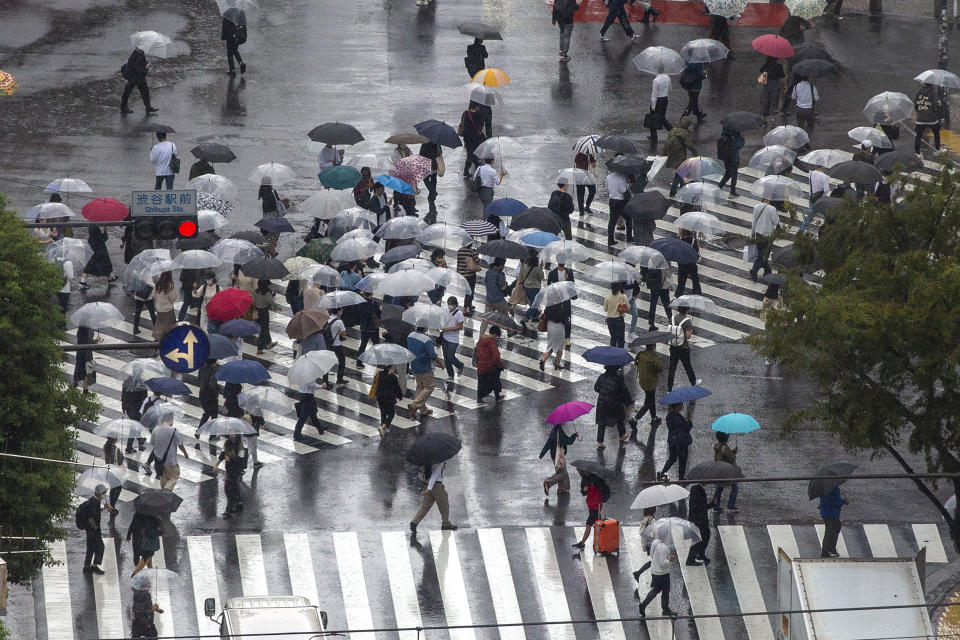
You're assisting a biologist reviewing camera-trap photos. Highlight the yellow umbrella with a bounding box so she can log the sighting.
[0,71,18,96]
[471,68,510,87]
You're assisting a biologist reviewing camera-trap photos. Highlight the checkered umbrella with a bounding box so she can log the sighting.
[704,0,748,18]
[785,0,826,19]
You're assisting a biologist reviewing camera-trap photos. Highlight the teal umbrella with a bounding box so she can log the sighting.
[318,165,361,190]
[711,413,760,434]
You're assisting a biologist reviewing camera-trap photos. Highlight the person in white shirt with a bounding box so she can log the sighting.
[648,73,673,143]
[750,200,779,281]
[57,259,73,314]
[149,423,189,490]
[317,143,341,172]
[639,535,678,617]
[327,310,348,387]
[801,163,830,232]
[791,76,819,134]
[605,170,632,246]
[149,132,177,190]
[441,296,465,382]
[409,460,458,533]
[475,157,505,219]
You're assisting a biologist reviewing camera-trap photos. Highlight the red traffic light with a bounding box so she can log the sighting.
[178,220,198,238]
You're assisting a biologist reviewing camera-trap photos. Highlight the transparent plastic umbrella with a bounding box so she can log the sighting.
[680,38,729,63]
[847,126,893,149]
[248,162,296,186]
[211,238,264,264]
[238,387,294,417]
[425,267,470,293]
[632,46,685,75]
[70,302,124,329]
[120,359,168,391]
[376,216,427,240]
[763,125,810,149]
[196,417,257,436]
[402,303,450,330]
[474,136,525,162]
[123,253,176,290]
[619,246,668,269]
[553,167,596,186]
[94,419,148,440]
[197,209,228,233]
[389,258,433,273]
[25,202,74,221]
[358,343,415,366]
[345,153,396,172]
[297,190,353,220]
[799,148,852,168]
[288,350,338,386]
[418,223,473,249]
[339,228,375,243]
[44,178,92,194]
[676,182,727,207]
[863,91,915,125]
[327,210,378,240]
[530,281,579,308]
[676,156,723,181]
[676,212,722,235]
[140,401,184,430]
[354,273,385,293]
[542,239,590,264]
[130,31,177,58]
[670,294,719,314]
[378,271,436,297]
[749,145,797,175]
[641,517,703,549]
[46,238,93,265]
[631,484,690,509]
[468,83,504,108]
[582,261,639,284]
[173,250,221,270]
[130,568,179,593]
[751,175,799,201]
[76,466,128,497]
[915,68,960,89]
[188,174,239,202]
[304,264,342,287]
[316,290,366,309]
[330,237,379,262]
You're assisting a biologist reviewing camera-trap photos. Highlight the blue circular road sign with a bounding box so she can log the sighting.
[160,323,211,374]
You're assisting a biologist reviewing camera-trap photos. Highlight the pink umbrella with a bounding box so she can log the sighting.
[546,401,595,425]
[391,155,432,186]
[752,34,794,59]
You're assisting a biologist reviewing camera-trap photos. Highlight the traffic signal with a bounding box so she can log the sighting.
[133,214,199,241]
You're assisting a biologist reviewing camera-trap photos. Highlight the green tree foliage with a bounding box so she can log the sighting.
[0,196,100,582]
[752,168,960,539]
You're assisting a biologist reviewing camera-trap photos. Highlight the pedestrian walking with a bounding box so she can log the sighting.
[131,582,162,638]
[648,72,673,144]
[407,327,443,419]
[120,45,157,114]
[758,57,786,124]
[664,116,696,196]
[574,149,597,215]
[631,507,657,596]
[540,422,576,496]
[221,11,247,76]
[410,461,458,532]
[340,261,363,291]
[459,102,487,177]
[479,258,510,335]
[192,273,219,330]
[258,183,283,216]
[189,157,215,181]
[78,484,116,575]
[708,13,733,56]
[149,132,178,190]
[800,162,829,232]
[366,181,390,224]
[151,271,177,342]
[638,532,678,617]
[195,358,219,435]
[213,433,246,518]
[685,483,711,565]
[354,167,375,208]
[102,438,123,511]
[598,0,637,42]
[56,258,73,313]
[658,403,692,481]
[125,511,147,572]
[176,269,199,322]
[749,200,778,281]
[515,252,544,329]
[150,423,189,490]
[73,325,99,393]
[779,14,810,46]
[465,38,488,78]
[711,432,740,511]
[474,157,504,217]
[475,325,504,401]
[666,305,696,391]
[791,75,818,135]
[717,125,744,197]
[914,82,942,154]
[572,469,609,548]
[317,143,341,172]
[594,364,633,448]
[603,283,629,347]
[539,301,569,371]
[419,141,443,209]
[547,261,574,346]
[252,279,279,355]
[679,62,707,120]
[78,226,115,290]
[630,343,663,430]
[548,181,575,239]
[824,0,844,20]
[129,513,161,576]
[456,242,483,315]
[374,364,403,436]
[606,169,632,246]
[355,291,382,366]
[324,308,348,387]
[292,381,324,441]
[441,296,466,382]
[819,486,848,557]
[642,265,671,332]
[675,229,702,296]
[122,385,148,453]
[552,0,580,62]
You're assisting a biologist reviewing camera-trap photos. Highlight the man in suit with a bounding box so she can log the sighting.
[221,10,247,76]
[121,46,157,114]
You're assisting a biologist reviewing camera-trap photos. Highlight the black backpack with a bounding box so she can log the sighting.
[678,66,698,90]
[75,499,91,530]
[120,63,132,80]
[717,132,734,162]
[597,479,612,503]
[235,23,248,45]
[554,0,578,20]
[321,319,336,347]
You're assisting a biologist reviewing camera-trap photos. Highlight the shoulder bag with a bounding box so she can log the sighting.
[757,71,768,86]
[436,154,446,177]
[152,433,175,478]
[616,294,629,314]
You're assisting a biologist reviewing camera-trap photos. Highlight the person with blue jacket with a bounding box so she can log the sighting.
[819,486,848,557]
[680,62,707,121]
[407,328,443,420]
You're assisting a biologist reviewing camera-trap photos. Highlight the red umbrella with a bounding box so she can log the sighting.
[81,197,129,222]
[206,288,253,322]
[752,34,794,59]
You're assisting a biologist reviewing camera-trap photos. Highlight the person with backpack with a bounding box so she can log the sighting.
[77,484,116,575]
[666,305,696,391]
[459,101,487,177]
[642,265,672,332]
[716,125,744,197]
[213,433,246,518]
[221,10,247,76]
[630,343,663,431]
[664,116,697,197]
[120,45,157,114]
[552,0,580,62]
[598,0,637,43]
[648,72,673,145]
[658,403,692,481]
[572,469,609,548]
[594,364,633,449]
[548,181,575,239]
[374,364,403,436]
[679,62,707,121]
[711,432,740,512]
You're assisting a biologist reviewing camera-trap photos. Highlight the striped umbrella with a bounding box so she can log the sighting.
[785,0,826,19]
[573,135,600,157]
[471,68,511,87]
[461,220,498,237]
[704,0,748,18]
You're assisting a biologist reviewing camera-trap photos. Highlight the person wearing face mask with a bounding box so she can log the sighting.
[441,297,466,384]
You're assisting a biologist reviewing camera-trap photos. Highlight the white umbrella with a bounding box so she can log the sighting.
[130,31,178,58]
[238,387,294,417]
[531,281,579,308]
[799,148,852,168]
[679,38,729,63]
[120,358,168,391]
[327,210,378,240]
[130,568,179,593]
[632,46,685,75]
[676,212,722,235]
[123,253,176,290]
[25,202,75,221]
[631,484,690,509]
[70,302,124,329]
[542,239,590,265]
[389,258,433,273]
[94,419,148,440]
[553,167,596,186]
[297,190,353,220]
[425,267,470,293]
[76,466,128,497]
[847,126,893,149]
[248,162,296,186]
[376,216,427,240]
[418,223,473,249]
[582,261,639,284]
[345,154,396,171]
[188,174,239,202]
[676,182,727,207]
[641,517,703,549]
[763,125,810,150]
[618,246,668,269]
[670,294,719,315]
[468,83,504,107]
[749,145,797,175]
[915,69,960,89]
[197,209,229,233]
[474,136,525,163]
[140,401,184,430]
[378,271,436,297]
[288,350,338,386]
[211,238,264,264]
[44,177,92,194]
[196,417,257,436]
[751,175,798,201]
[330,237,379,262]
[173,250,222,270]
[302,264,342,287]
[354,272,386,293]
[315,290,366,309]
[358,343,415,366]
[402,303,450,330]
[46,238,93,265]
[862,91,915,125]
[339,228,375,242]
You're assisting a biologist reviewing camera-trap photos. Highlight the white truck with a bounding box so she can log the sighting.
[205,595,328,640]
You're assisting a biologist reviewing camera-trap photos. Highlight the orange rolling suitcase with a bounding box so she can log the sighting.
[593,517,620,555]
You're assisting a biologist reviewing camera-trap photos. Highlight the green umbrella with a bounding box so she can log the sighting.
[318,165,362,190]
[296,237,336,263]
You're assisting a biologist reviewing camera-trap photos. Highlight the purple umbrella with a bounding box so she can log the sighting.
[546,401,595,425]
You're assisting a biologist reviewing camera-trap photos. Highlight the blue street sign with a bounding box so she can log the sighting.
[159,323,210,374]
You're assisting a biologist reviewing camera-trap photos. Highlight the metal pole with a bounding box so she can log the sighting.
[61,341,159,351]
[637,472,960,487]
[0,451,99,468]
[23,220,133,229]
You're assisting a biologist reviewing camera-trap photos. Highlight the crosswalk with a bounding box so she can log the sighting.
[39,521,954,640]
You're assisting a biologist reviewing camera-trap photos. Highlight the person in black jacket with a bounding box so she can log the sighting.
[547,262,575,345]
[131,586,163,638]
[121,47,156,114]
[717,126,744,197]
[642,266,671,331]
[548,182,575,239]
[594,365,633,449]
[196,359,220,437]
[213,434,245,518]
[459,102,487,177]
[659,403,692,481]
[465,38,488,79]
[686,484,711,565]
[221,13,247,76]
[419,142,442,208]
[375,365,403,436]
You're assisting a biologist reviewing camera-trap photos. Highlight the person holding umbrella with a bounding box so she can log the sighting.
[221,9,247,77]
[638,526,678,618]
[408,432,461,533]
[407,325,443,419]
[213,433,247,518]
[664,117,697,197]
[540,422,576,496]
[573,147,597,216]
[151,271,177,343]
[195,358,220,437]
[128,510,161,577]
[548,181,575,239]
[77,484,116,575]
[717,125,744,197]
[642,264,671,332]
[666,304,696,391]
[474,157,505,216]
[150,421,189,490]
[658,403,692,481]
[131,575,163,638]
[459,102,487,177]
[758,56,786,124]
[572,467,609,549]
[475,325,504,402]
[374,364,403,436]
[685,483,710,566]
[120,43,156,114]
[749,199,778,281]
[819,485,848,557]
[914,81,942,155]
[711,432,740,512]
[465,38,488,79]
[594,364,633,449]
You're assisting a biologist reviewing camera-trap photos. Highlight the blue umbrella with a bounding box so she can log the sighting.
[658,385,712,405]
[486,198,527,218]
[414,120,463,148]
[207,333,239,360]
[520,231,560,247]
[254,217,295,234]
[650,238,699,264]
[220,319,260,337]
[215,359,271,384]
[582,346,633,366]
[711,413,760,434]
[144,376,191,396]
[375,174,414,195]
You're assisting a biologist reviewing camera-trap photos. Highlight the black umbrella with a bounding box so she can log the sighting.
[791,42,835,63]
[381,244,421,266]
[133,488,183,517]
[230,230,270,247]
[605,155,650,175]
[791,58,836,78]
[177,231,218,250]
[137,123,176,134]
[876,150,923,173]
[685,461,744,483]
[829,161,881,185]
[254,217,295,234]
[760,273,786,285]
[479,239,527,259]
[385,133,430,145]
[509,207,562,234]
[190,142,236,163]
[771,245,822,271]
[571,459,613,479]
[808,462,858,499]
[624,191,670,223]
[812,197,844,215]
[457,21,503,40]
[241,256,289,280]
[630,330,671,346]
[719,111,765,132]
[406,432,462,466]
[307,122,364,145]
[414,120,463,149]
[595,135,637,155]
[477,311,521,332]
[381,317,415,344]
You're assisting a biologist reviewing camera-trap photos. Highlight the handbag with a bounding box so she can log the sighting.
[616,294,629,314]
[274,191,287,216]
[170,152,181,174]
[642,111,655,129]
[84,358,96,377]
[368,370,380,399]
[742,244,759,262]
[436,155,446,177]
[537,314,548,332]
[757,71,768,86]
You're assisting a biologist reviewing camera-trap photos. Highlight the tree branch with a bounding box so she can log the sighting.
[883,441,955,529]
